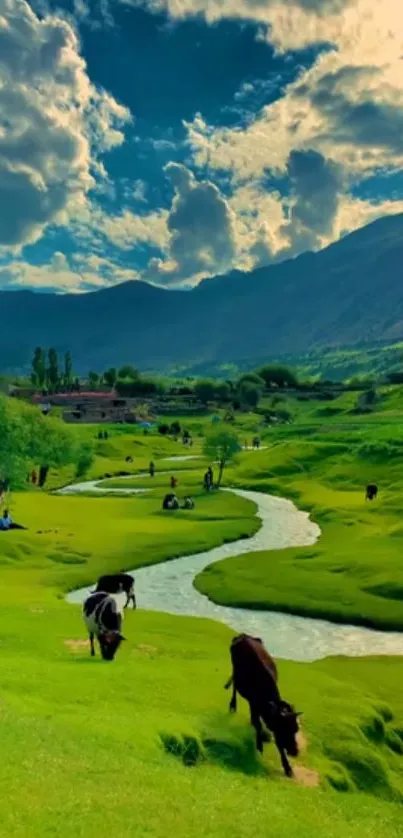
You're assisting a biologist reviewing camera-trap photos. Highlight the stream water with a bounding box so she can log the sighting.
[63,458,403,662]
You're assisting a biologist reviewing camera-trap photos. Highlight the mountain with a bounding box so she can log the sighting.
[2,213,403,374]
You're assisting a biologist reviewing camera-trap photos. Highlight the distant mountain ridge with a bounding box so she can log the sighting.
[1,213,403,373]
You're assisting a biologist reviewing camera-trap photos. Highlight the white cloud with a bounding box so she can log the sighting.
[0,0,131,250]
[96,207,170,250]
[173,0,403,266]
[0,251,140,292]
[144,162,237,284]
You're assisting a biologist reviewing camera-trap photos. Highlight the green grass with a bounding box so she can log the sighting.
[196,436,403,629]
[2,417,403,835]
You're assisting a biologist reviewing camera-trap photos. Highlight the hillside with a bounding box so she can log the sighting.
[1,213,403,372]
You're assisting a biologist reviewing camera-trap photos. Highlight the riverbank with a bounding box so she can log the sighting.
[195,437,403,632]
[1,431,403,835]
[66,481,403,661]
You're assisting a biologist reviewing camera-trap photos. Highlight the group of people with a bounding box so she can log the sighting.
[244,437,261,450]
[162,493,194,510]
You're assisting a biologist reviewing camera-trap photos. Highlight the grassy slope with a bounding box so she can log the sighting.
[195,403,403,628]
[1,420,403,834]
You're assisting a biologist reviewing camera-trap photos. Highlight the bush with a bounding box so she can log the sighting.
[116,377,158,397]
[356,441,400,461]
[75,443,94,478]
[256,365,298,389]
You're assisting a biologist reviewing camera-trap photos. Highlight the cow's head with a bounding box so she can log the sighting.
[267,700,302,757]
[99,631,125,661]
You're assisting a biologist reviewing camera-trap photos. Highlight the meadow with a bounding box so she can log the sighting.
[1,393,403,836]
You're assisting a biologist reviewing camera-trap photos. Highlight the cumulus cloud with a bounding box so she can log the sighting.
[0,0,131,250]
[0,251,139,292]
[279,149,343,254]
[178,0,403,267]
[95,207,170,250]
[145,162,237,284]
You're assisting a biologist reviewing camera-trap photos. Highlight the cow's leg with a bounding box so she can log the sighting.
[275,735,293,778]
[227,679,237,713]
[130,591,136,609]
[89,633,95,657]
[250,707,264,753]
[224,675,233,690]
[249,707,271,743]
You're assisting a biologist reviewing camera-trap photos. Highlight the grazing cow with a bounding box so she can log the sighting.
[366,483,378,501]
[94,573,136,609]
[83,591,126,660]
[225,634,301,777]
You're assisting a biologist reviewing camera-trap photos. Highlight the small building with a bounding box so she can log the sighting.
[31,391,137,424]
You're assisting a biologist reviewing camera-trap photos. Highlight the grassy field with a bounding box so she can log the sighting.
[196,430,403,630]
[1,410,403,835]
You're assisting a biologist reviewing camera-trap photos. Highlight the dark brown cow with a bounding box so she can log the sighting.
[225,634,301,777]
[366,484,378,501]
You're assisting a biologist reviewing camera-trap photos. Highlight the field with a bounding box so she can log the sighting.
[1,394,403,836]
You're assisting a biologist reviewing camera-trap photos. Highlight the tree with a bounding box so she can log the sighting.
[215,381,232,402]
[238,381,261,408]
[115,377,158,397]
[118,365,139,380]
[0,394,92,489]
[64,352,73,389]
[47,348,59,393]
[257,365,298,389]
[104,368,117,388]
[75,442,94,478]
[237,373,265,390]
[88,371,100,389]
[31,347,46,388]
[194,379,216,405]
[203,429,240,487]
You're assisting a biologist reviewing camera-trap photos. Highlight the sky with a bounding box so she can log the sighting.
[1,0,403,293]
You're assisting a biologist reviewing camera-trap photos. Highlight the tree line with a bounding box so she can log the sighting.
[31,347,79,394]
[30,348,305,408]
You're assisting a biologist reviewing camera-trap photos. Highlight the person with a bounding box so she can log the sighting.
[0,510,11,530]
[0,510,26,531]
[183,496,195,510]
[208,466,214,484]
[204,470,212,491]
[170,475,177,489]
[162,493,179,510]
[149,461,155,478]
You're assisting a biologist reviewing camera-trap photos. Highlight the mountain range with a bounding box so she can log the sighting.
[1,213,403,374]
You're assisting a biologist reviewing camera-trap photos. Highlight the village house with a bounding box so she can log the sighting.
[30,391,137,424]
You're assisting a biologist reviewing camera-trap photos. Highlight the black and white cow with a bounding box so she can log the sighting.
[94,573,136,609]
[83,591,126,660]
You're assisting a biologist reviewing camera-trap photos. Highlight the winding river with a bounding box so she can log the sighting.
[63,457,403,662]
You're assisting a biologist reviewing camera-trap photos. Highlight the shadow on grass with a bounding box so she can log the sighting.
[160,714,269,777]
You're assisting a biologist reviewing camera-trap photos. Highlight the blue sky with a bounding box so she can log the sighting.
[1,0,403,292]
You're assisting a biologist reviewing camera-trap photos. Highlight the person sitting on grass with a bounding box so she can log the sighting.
[162,493,179,510]
[0,510,26,531]
[182,496,195,510]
